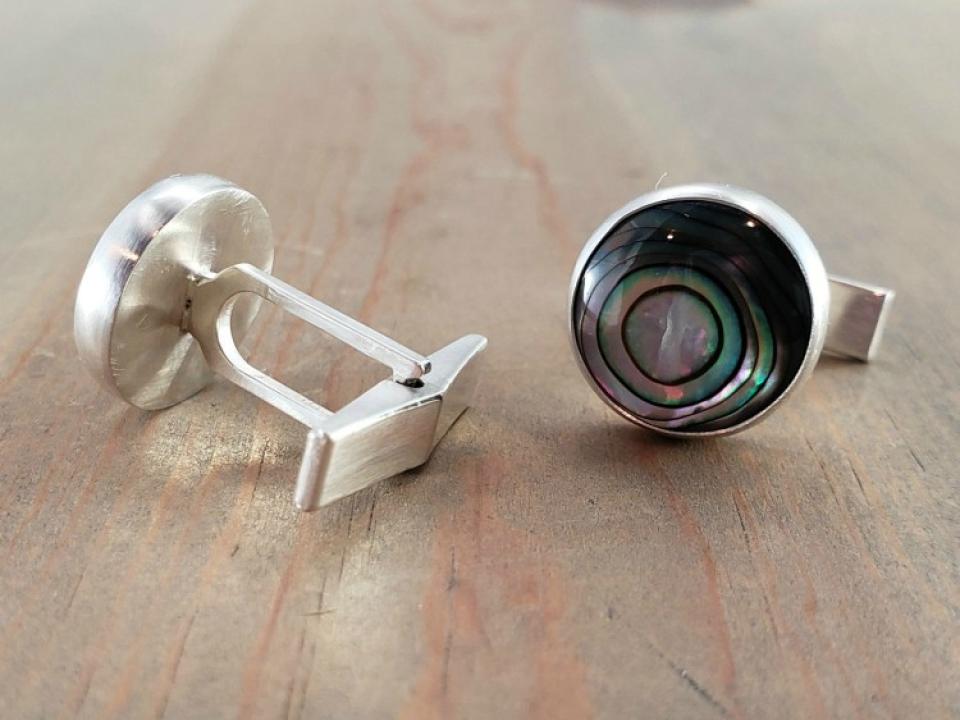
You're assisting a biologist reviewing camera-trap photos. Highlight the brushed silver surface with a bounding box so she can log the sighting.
[74,175,273,409]
[74,174,486,510]
[825,276,895,361]
[295,335,487,510]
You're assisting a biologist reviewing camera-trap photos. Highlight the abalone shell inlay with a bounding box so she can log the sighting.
[573,199,813,433]
[622,287,719,384]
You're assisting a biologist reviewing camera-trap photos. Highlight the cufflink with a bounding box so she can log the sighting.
[569,183,893,436]
[75,174,486,509]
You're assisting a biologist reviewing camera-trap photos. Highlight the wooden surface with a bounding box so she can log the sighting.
[1,0,957,717]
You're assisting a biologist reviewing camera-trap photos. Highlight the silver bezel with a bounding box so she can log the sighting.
[568,183,830,437]
[74,174,274,408]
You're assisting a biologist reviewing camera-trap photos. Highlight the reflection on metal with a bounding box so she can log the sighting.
[825,277,894,362]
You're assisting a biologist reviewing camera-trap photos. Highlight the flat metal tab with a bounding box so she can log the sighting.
[825,276,895,362]
[295,335,487,510]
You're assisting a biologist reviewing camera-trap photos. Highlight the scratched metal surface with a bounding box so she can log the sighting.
[0,0,957,718]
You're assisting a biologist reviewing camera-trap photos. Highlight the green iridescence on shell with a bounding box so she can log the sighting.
[598,266,749,407]
[574,199,812,433]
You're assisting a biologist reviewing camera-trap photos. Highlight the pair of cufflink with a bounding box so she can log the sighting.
[75,175,894,510]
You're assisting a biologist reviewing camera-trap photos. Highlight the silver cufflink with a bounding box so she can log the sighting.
[569,183,894,436]
[74,174,486,509]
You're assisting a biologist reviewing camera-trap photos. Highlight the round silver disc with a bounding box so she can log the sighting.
[74,174,274,410]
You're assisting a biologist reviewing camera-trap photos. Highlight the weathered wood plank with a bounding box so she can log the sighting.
[0,0,957,718]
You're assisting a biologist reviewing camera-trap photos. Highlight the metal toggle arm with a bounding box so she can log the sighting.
[188,263,486,509]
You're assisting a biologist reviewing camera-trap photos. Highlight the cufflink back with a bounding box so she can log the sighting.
[569,183,894,436]
[75,174,486,509]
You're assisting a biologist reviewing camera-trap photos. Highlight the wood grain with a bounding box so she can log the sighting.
[0,0,957,718]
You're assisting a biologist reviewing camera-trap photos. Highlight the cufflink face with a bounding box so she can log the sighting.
[569,184,831,436]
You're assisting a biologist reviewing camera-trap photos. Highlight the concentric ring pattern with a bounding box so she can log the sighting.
[573,199,813,433]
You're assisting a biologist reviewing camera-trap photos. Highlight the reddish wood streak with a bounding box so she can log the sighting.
[147,443,271,718]
[415,0,497,33]
[150,610,197,720]
[356,8,470,327]
[322,5,470,406]
[731,487,828,717]
[664,482,742,719]
[238,522,304,720]
[401,457,593,719]
[270,72,377,379]
[496,38,575,250]
[0,301,64,392]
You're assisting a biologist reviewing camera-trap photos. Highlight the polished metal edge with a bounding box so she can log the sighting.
[825,276,895,362]
[73,174,239,399]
